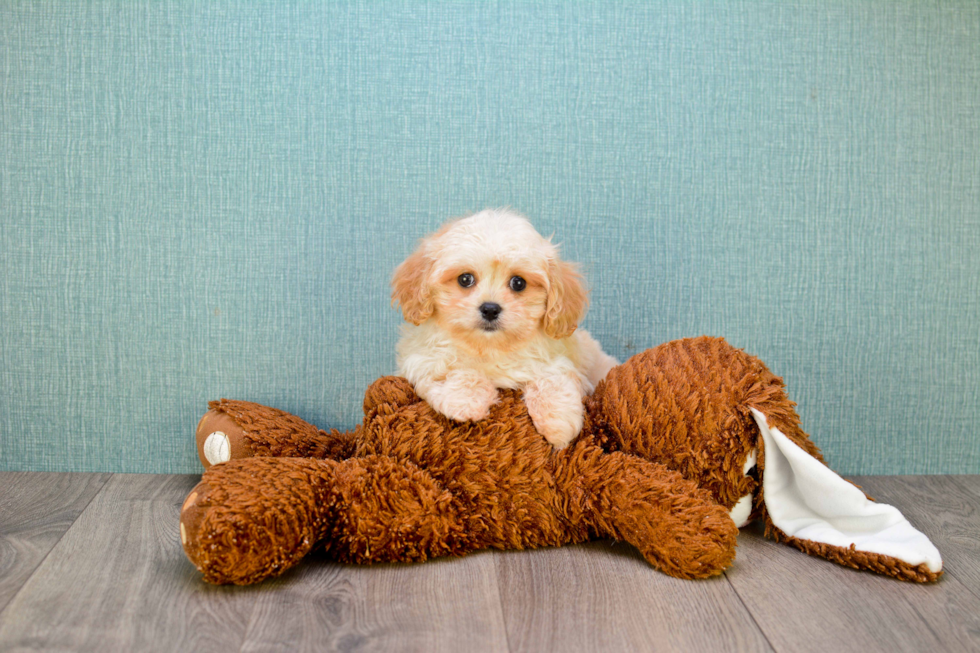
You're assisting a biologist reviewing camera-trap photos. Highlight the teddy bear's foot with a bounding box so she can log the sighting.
[179,479,216,572]
[195,400,356,469]
[180,457,339,585]
[196,409,247,467]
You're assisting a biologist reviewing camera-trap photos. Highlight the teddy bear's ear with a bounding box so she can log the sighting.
[391,248,435,325]
[543,258,588,339]
[749,408,943,581]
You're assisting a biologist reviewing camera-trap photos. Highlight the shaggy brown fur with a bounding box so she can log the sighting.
[180,336,940,585]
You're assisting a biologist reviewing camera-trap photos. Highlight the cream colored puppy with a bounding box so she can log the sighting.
[391,209,618,448]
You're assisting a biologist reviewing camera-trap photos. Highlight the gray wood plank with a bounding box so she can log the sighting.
[495,540,772,653]
[854,475,980,600]
[0,474,258,653]
[726,476,980,653]
[0,471,111,615]
[240,551,510,653]
[2,473,975,652]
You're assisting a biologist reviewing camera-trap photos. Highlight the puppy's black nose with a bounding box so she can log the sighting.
[479,302,502,322]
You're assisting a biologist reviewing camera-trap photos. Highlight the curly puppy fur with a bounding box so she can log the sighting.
[391,209,618,448]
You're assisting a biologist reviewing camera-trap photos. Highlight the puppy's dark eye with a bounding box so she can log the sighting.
[509,276,527,292]
[458,273,476,288]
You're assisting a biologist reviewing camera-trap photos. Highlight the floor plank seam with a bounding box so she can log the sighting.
[947,570,980,604]
[722,569,777,653]
[916,475,980,604]
[491,551,517,653]
[950,474,980,502]
[902,593,946,648]
[0,472,114,625]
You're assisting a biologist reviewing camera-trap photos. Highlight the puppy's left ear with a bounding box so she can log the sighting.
[391,249,435,325]
[543,259,588,339]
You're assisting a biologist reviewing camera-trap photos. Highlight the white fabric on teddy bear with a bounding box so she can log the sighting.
[750,408,942,574]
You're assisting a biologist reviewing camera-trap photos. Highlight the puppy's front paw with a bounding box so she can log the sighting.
[439,394,495,422]
[528,408,583,449]
[429,370,498,422]
[524,377,585,449]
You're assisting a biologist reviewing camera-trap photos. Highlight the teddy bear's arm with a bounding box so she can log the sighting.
[556,448,739,579]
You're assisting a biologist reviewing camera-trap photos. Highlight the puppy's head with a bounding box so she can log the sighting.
[391,209,588,350]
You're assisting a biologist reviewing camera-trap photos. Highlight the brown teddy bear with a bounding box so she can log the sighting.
[179,336,942,585]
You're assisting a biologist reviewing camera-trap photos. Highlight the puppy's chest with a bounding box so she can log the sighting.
[456,354,541,389]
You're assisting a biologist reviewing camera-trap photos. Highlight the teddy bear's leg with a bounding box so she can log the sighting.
[195,399,357,468]
[180,455,470,585]
[556,447,739,580]
[196,377,424,468]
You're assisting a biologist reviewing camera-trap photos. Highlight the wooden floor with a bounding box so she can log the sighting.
[0,474,977,652]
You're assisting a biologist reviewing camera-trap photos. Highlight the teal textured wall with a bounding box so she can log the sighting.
[1,1,978,474]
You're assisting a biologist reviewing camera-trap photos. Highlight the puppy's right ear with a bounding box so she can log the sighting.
[391,248,435,325]
[543,259,588,339]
